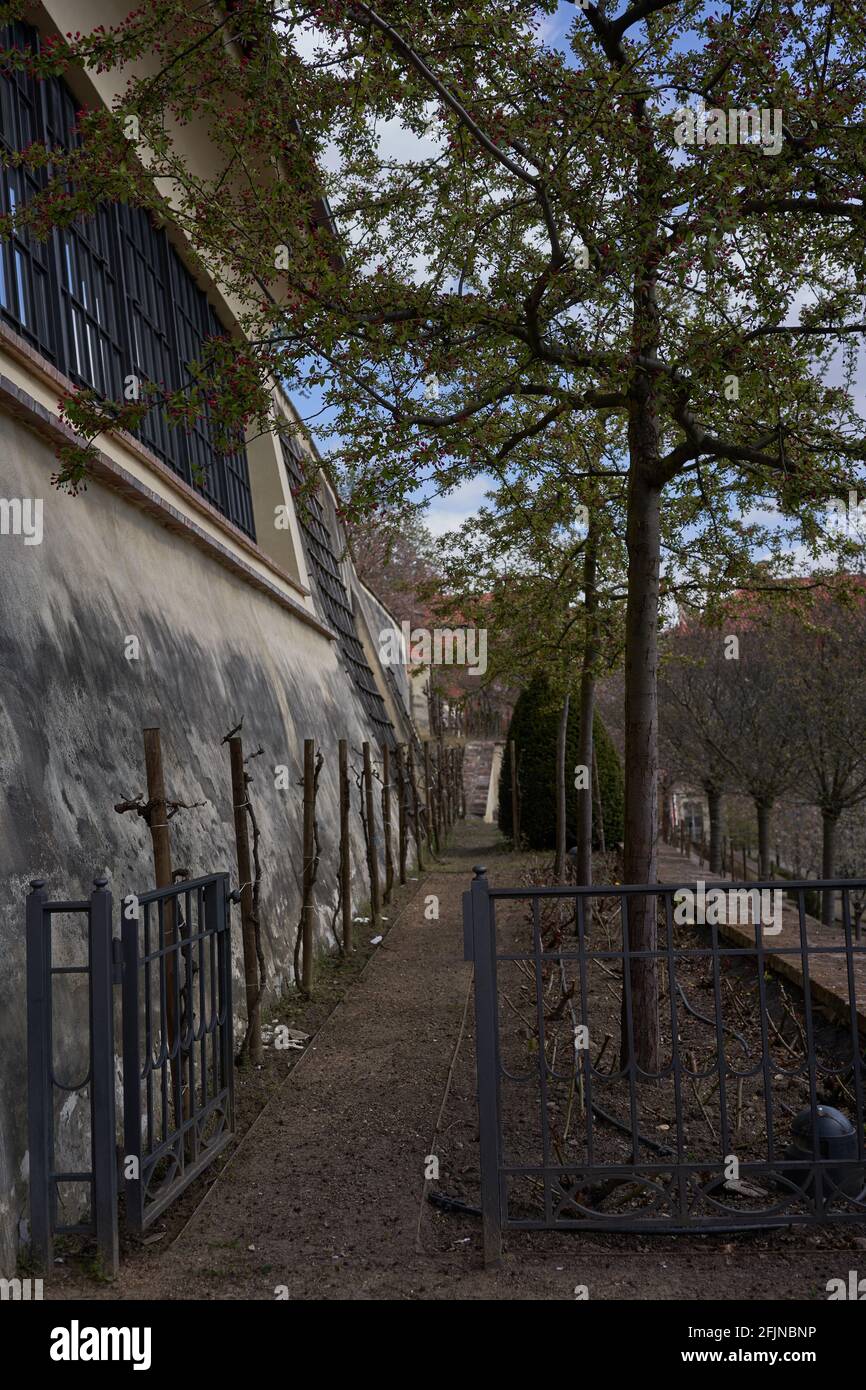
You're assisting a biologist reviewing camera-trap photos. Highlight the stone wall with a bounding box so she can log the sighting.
[0,410,410,1273]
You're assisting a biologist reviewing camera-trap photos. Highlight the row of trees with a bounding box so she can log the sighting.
[660,584,866,923]
[12,0,866,1070]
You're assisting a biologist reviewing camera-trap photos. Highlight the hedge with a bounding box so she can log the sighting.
[498,672,624,850]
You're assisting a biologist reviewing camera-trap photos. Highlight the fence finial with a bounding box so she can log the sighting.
[473,865,487,879]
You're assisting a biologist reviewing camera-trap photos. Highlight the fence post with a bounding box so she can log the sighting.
[382,743,394,905]
[207,874,235,1131]
[438,738,448,835]
[424,741,438,855]
[302,739,317,992]
[407,743,424,872]
[89,877,119,1277]
[469,866,502,1268]
[26,879,52,1270]
[395,743,408,885]
[363,742,381,920]
[228,734,262,1063]
[121,889,143,1233]
[339,739,352,952]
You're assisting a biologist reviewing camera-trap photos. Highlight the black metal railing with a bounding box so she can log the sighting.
[26,878,118,1274]
[121,874,235,1232]
[463,868,866,1266]
[26,870,236,1270]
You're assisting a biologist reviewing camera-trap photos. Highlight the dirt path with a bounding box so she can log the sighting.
[47,823,864,1301]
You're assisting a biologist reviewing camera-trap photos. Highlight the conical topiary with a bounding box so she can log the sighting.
[498,672,624,850]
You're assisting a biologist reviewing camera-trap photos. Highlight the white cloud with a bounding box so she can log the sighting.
[422,475,492,536]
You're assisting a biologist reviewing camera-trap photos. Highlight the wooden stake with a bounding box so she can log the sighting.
[407,743,424,872]
[395,743,408,885]
[424,741,438,854]
[363,742,381,920]
[229,735,262,1064]
[142,728,182,1124]
[438,738,447,835]
[382,743,394,904]
[432,743,442,845]
[302,739,316,994]
[339,739,352,952]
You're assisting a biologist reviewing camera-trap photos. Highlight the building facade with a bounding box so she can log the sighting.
[0,6,415,1274]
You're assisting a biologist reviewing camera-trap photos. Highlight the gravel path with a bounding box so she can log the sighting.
[46,822,864,1300]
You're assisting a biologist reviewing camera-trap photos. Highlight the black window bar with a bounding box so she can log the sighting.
[0,22,257,541]
[114,201,180,468]
[280,434,394,746]
[0,22,58,360]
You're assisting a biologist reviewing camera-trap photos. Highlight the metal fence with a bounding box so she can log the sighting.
[463,867,866,1266]
[26,878,118,1274]
[27,871,236,1273]
[122,875,235,1231]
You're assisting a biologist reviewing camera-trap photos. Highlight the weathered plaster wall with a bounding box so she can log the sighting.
[353,580,414,728]
[0,412,402,1273]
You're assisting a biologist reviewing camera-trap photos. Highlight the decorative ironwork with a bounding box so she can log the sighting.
[0,22,256,539]
[464,869,866,1265]
[281,433,394,744]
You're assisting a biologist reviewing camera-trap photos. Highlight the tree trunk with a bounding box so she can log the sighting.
[575,673,595,886]
[575,523,599,887]
[821,808,838,928]
[706,785,723,875]
[592,747,606,854]
[509,738,520,847]
[621,454,662,1075]
[660,773,673,843]
[554,692,570,881]
[756,799,772,880]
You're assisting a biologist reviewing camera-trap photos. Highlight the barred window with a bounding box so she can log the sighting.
[281,435,394,745]
[0,22,57,359]
[115,202,183,469]
[0,22,256,540]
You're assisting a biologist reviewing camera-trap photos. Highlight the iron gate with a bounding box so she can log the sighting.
[463,867,866,1266]
[122,874,235,1232]
[27,871,236,1274]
